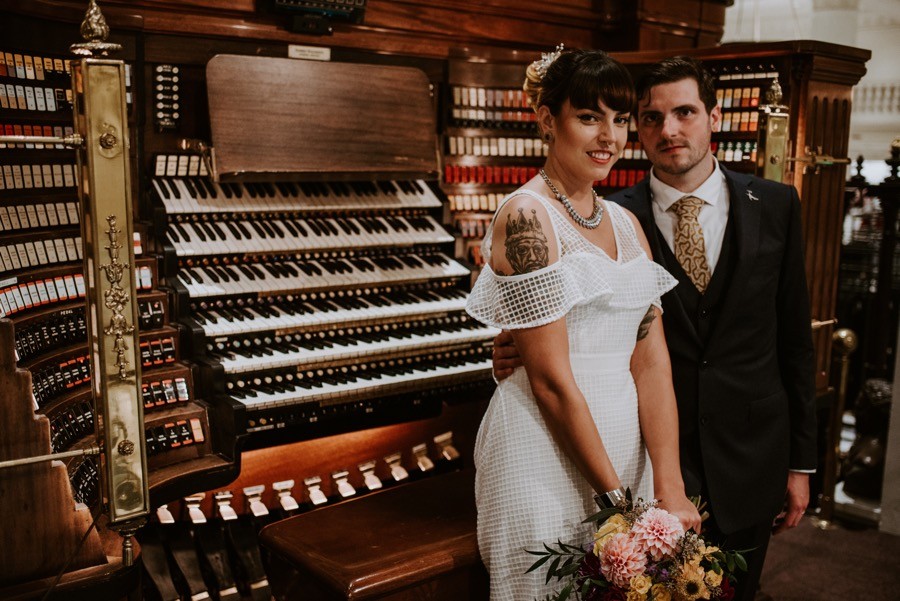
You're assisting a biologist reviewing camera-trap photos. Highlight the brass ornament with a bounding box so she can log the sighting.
[100,214,135,379]
[70,0,122,56]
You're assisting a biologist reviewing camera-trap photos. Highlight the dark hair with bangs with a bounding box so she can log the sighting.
[524,49,635,116]
[635,56,717,113]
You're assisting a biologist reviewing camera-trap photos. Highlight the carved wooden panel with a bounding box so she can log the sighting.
[0,320,106,586]
[793,91,854,389]
[3,0,728,57]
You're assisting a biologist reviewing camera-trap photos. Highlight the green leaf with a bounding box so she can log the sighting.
[725,555,735,572]
[734,553,748,572]
[710,560,722,574]
[558,583,573,601]
[546,556,561,584]
[558,562,580,576]
[526,554,551,573]
[526,548,549,556]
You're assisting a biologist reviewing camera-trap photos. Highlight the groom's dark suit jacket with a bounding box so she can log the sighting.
[608,167,816,534]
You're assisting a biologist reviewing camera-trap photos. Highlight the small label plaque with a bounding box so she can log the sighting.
[288,45,331,62]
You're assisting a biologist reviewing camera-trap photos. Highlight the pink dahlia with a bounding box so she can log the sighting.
[599,533,647,588]
[630,507,684,561]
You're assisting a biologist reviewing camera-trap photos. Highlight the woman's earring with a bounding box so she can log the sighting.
[544,131,553,143]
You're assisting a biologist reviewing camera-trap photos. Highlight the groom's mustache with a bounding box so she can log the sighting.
[657,140,688,151]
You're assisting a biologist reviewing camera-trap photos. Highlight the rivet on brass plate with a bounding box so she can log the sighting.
[100,132,118,149]
[118,439,135,456]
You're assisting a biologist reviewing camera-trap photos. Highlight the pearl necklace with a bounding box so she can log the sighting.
[539,169,604,230]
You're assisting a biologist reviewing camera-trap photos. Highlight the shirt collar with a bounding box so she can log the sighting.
[649,158,726,212]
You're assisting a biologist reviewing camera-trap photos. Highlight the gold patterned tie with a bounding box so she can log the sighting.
[671,195,711,293]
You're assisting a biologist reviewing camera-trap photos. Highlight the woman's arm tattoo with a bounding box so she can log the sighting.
[504,208,549,274]
[636,306,657,341]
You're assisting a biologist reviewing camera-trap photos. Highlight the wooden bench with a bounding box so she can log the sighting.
[259,469,488,600]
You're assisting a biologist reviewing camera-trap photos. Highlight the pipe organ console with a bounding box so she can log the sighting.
[0,2,871,598]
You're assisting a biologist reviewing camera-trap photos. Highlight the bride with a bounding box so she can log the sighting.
[465,47,701,600]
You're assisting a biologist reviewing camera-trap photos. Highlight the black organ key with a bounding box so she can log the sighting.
[189,222,207,242]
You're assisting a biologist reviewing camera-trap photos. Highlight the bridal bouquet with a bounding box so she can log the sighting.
[527,494,746,601]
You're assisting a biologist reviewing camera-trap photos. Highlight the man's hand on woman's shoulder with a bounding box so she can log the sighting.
[492,330,523,380]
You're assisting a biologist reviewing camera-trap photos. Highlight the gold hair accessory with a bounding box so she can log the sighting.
[533,43,565,79]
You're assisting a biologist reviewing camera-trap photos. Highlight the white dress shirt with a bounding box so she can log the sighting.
[649,159,729,274]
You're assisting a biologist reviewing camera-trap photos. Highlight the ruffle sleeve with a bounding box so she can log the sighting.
[608,255,679,311]
[465,253,614,329]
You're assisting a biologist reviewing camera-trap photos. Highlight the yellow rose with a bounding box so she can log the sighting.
[607,513,629,531]
[704,544,720,556]
[626,591,646,601]
[705,568,723,587]
[650,584,672,601]
[630,574,653,595]
[592,514,630,555]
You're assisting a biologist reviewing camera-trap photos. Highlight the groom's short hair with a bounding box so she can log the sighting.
[635,56,718,114]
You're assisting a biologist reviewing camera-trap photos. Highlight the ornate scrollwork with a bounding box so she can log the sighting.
[100,215,134,379]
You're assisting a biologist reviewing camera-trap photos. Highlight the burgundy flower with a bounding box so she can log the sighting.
[579,549,603,579]
[601,587,627,601]
[719,577,735,601]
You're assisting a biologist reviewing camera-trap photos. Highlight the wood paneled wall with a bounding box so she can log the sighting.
[5,0,728,57]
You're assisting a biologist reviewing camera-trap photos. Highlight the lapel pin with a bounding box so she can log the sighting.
[746,190,759,202]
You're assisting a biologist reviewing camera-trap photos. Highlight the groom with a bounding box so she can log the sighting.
[492,56,816,601]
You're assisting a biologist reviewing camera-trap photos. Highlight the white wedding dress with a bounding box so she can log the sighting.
[465,190,677,600]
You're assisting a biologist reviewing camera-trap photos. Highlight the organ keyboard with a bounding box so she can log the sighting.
[174,249,470,298]
[152,176,444,214]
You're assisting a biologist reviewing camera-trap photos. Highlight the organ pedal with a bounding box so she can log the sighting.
[165,523,211,601]
[435,431,461,463]
[186,496,242,601]
[216,490,273,600]
[185,493,208,524]
[243,484,269,518]
[331,469,357,499]
[385,451,409,483]
[413,442,435,474]
[358,460,383,491]
[139,524,181,601]
[273,479,299,513]
[304,475,329,507]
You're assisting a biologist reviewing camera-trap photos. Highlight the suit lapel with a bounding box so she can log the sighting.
[707,168,761,347]
[621,180,701,347]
